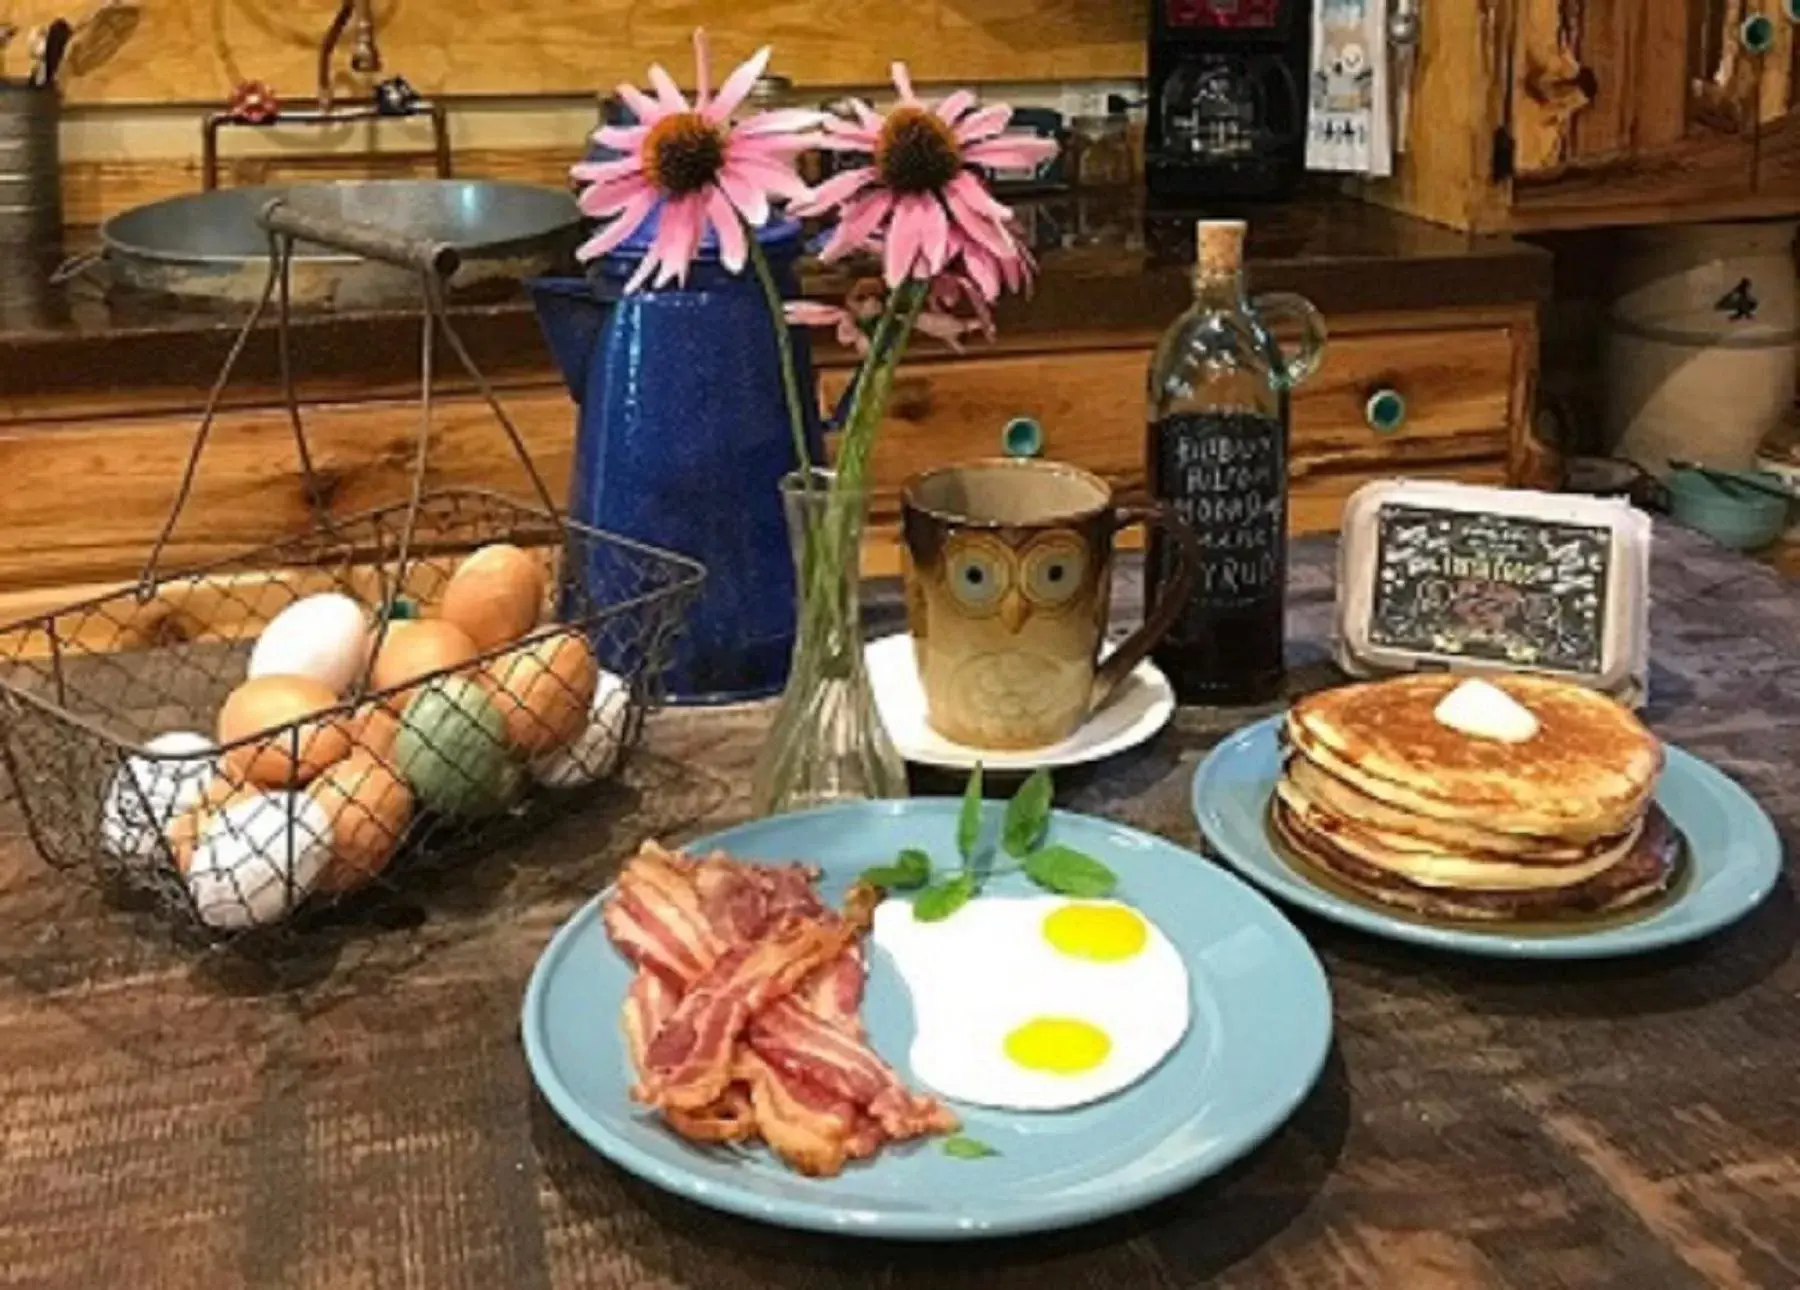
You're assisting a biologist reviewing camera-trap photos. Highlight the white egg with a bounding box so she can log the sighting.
[185,790,332,930]
[529,668,631,789]
[100,731,217,864]
[248,593,371,695]
[872,894,1190,1112]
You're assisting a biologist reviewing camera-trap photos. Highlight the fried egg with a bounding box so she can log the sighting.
[871,894,1190,1111]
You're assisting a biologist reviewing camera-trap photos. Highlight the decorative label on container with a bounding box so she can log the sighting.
[1152,410,1286,615]
[1335,480,1652,705]
[1367,504,1611,674]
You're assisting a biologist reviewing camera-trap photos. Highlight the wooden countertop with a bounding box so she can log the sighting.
[1,526,1794,1289]
[0,194,1550,424]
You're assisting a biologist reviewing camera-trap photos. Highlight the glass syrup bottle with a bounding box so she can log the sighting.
[1145,219,1325,705]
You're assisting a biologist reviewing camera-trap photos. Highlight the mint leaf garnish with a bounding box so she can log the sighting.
[1022,846,1118,898]
[859,848,932,891]
[957,763,984,865]
[942,1135,999,1159]
[1002,768,1053,858]
[913,874,976,922]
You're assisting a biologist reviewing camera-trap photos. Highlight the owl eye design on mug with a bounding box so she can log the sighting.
[1021,534,1089,612]
[944,535,1013,615]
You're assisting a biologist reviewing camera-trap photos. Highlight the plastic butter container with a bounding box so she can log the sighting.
[1334,480,1653,706]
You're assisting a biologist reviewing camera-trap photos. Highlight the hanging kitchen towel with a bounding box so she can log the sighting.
[1307,0,1392,176]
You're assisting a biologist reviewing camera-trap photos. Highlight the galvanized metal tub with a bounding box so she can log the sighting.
[97,179,584,310]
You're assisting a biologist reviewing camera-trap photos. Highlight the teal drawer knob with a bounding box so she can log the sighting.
[1785,0,1799,26]
[1364,388,1408,434]
[1743,13,1776,53]
[1002,416,1044,458]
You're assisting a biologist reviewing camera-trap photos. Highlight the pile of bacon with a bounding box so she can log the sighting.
[602,841,959,1177]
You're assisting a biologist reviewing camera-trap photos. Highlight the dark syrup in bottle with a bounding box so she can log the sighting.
[1144,220,1323,705]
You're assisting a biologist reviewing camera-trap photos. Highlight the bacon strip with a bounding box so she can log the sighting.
[603,844,952,1176]
[603,845,726,984]
[637,911,865,1112]
[796,947,865,1037]
[734,1049,883,1178]
[750,997,958,1141]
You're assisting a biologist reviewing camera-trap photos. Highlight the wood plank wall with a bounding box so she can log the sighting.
[5,0,1146,105]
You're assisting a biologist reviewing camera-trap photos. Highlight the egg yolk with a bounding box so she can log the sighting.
[1042,904,1148,962]
[1003,1016,1112,1075]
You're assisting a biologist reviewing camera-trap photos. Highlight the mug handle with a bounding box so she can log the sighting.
[1090,502,1201,713]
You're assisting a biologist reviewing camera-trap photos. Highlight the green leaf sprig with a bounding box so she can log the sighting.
[857,766,1118,921]
[942,1135,999,1160]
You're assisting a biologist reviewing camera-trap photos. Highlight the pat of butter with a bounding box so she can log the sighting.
[1432,678,1541,743]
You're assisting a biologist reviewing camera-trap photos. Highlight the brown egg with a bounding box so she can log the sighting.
[482,629,600,754]
[438,544,546,652]
[348,703,402,764]
[308,750,414,894]
[218,675,352,787]
[368,620,479,710]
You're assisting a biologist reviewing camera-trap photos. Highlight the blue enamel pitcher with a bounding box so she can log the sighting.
[529,217,823,703]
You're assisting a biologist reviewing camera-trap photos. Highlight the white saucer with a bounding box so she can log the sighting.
[865,633,1177,771]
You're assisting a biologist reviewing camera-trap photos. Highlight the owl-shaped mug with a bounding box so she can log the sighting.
[901,459,1199,751]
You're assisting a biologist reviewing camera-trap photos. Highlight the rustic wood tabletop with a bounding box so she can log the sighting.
[2,528,1795,1290]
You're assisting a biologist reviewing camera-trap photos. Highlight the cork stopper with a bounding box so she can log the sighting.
[1195,220,1246,278]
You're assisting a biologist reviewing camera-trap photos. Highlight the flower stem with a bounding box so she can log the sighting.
[747,234,813,479]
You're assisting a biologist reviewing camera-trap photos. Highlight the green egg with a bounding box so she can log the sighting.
[395,676,525,817]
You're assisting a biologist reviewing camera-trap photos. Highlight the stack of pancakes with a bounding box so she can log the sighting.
[1273,674,1682,922]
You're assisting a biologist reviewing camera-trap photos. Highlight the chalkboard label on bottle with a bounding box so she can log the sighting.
[1152,411,1286,618]
[1368,503,1611,674]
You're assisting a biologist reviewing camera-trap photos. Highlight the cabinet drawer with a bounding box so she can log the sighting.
[822,350,1149,520]
[826,324,1518,536]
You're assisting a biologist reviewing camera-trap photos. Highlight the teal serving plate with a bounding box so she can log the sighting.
[522,801,1333,1239]
[1193,715,1782,959]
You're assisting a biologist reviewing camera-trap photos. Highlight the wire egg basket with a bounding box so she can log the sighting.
[0,202,704,954]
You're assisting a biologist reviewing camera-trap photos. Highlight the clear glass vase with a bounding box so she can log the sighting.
[750,468,907,815]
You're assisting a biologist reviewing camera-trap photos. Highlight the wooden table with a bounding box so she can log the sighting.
[2,527,1796,1290]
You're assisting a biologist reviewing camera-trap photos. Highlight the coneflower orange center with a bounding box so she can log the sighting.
[642,113,726,195]
[874,107,962,194]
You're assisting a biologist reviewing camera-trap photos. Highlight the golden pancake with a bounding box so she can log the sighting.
[1274,772,1644,892]
[1282,754,1609,863]
[1287,675,1661,841]
[1271,797,1684,924]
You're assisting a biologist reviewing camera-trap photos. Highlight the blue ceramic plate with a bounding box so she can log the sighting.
[521,801,1333,1239]
[1193,715,1783,960]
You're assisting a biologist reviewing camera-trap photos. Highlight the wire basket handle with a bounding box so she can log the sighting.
[258,199,462,278]
[137,198,564,630]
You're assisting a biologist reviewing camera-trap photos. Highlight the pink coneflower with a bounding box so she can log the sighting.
[785,278,885,355]
[787,270,996,355]
[572,32,820,291]
[794,65,1054,295]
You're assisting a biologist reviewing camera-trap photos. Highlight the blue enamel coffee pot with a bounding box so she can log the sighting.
[529,216,824,704]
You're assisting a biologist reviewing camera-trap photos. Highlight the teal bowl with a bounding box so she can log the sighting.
[1666,468,1790,550]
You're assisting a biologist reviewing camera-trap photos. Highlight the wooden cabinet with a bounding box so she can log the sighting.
[1359,0,1800,231]
[821,308,1536,572]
